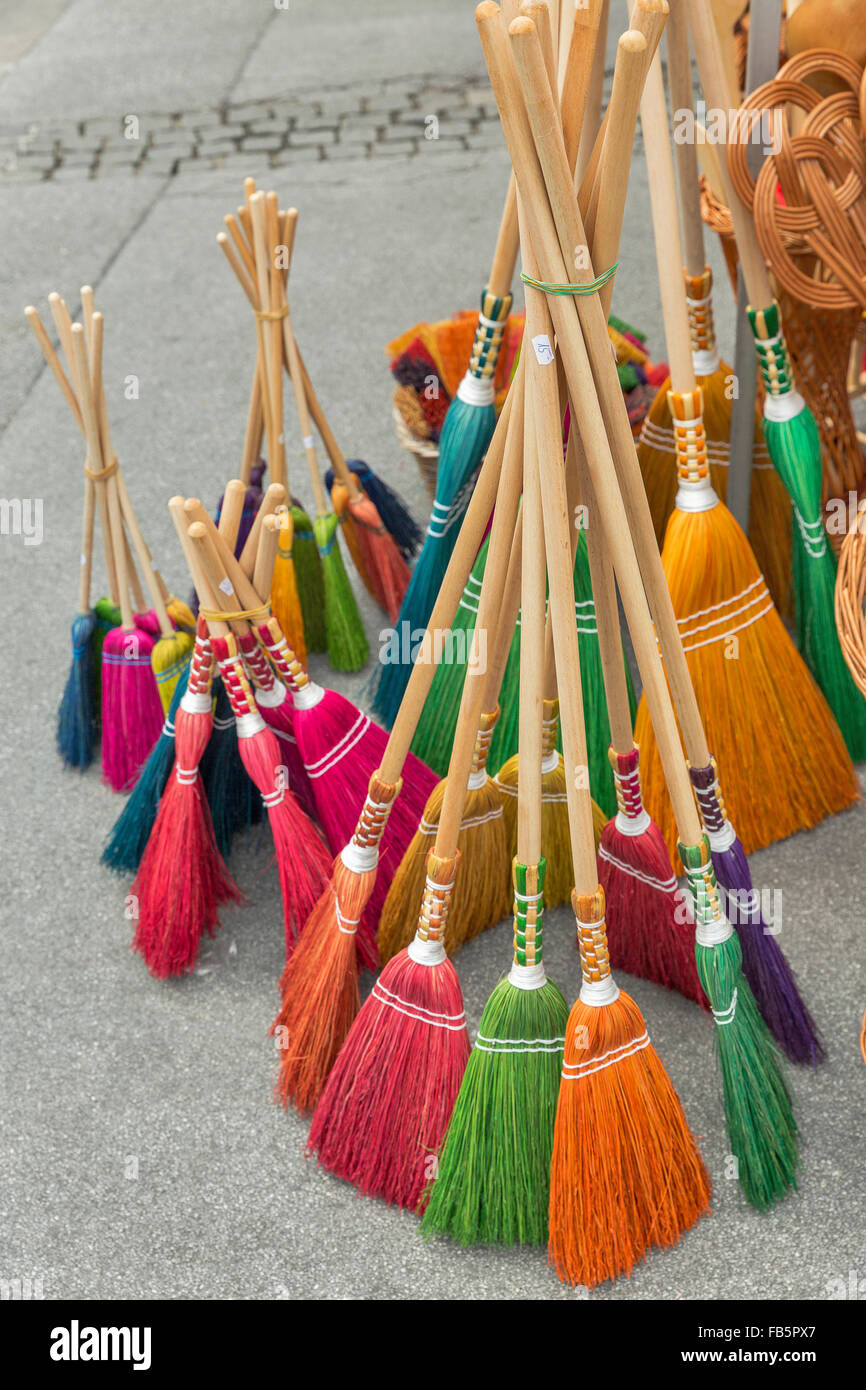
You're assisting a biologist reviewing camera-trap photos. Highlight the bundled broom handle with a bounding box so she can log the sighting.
[574,0,609,190]
[559,0,605,168]
[504,9,716,776]
[481,506,524,713]
[249,191,286,487]
[517,344,546,865]
[169,498,230,639]
[480,4,704,848]
[218,479,248,552]
[238,481,288,578]
[666,0,706,278]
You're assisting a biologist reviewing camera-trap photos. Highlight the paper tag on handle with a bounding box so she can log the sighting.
[302,434,315,449]
[80,553,87,566]
[532,334,554,366]
[219,577,234,596]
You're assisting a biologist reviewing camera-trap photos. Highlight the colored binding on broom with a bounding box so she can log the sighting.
[257,614,437,949]
[313,510,369,672]
[273,775,400,1113]
[422,856,567,1247]
[382,290,513,719]
[495,698,606,909]
[548,886,711,1289]
[689,758,823,1066]
[102,661,191,874]
[289,501,326,653]
[211,632,331,952]
[58,608,97,769]
[377,708,510,963]
[132,626,243,977]
[683,836,798,1211]
[599,744,702,1005]
[234,629,317,824]
[749,302,866,760]
[634,387,859,860]
[308,850,470,1212]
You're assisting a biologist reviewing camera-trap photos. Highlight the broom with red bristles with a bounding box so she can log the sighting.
[273,381,514,1117]
[185,518,332,953]
[306,335,535,1211]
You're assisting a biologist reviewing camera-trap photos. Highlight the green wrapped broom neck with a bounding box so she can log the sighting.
[460,289,512,398]
[511,857,546,975]
[679,836,731,951]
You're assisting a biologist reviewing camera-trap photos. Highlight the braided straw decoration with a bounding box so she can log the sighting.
[238,630,277,691]
[688,758,728,837]
[680,836,730,948]
[541,699,559,761]
[213,634,258,720]
[668,388,710,486]
[572,887,611,986]
[187,622,215,698]
[470,706,498,782]
[609,744,644,821]
[257,616,310,693]
[512,858,545,968]
[467,291,513,383]
[415,851,459,945]
[684,268,717,357]
[835,502,866,697]
[351,774,401,853]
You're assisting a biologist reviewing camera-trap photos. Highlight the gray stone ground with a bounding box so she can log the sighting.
[0,1,864,1303]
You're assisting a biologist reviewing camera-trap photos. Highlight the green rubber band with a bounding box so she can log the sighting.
[520,262,618,296]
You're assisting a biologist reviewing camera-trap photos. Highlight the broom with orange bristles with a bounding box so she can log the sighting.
[274,382,516,1119]
[635,1,792,615]
[495,0,797,1223]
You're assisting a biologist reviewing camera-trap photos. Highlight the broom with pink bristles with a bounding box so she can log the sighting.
[272,380,515,1118]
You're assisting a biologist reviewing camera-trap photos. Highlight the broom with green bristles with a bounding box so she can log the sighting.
[422,248,567,1247]
[493,1,799,1224]
[689,0,866,759]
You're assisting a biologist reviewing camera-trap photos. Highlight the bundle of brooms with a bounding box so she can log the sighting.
[27,289,195,787]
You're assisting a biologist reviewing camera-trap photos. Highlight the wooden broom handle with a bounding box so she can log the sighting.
[219,478,248,552]
[688,0,773,308]
[253,513,282,602]
[183,498,267,613]
[578,0,668,213]
[484,6,702,845]
[249,192,286,487]
[239,481,287,578]
[380,356,524,786]
[188,522,253,637]
[433,372,526,855]
[282,318,363,503]
[574,0,609,189]
[517,329,546,865]
[582,28,647,251]
[559,0,605,169]
[666,0,706,278]
[282,299,329,516]
[481,504,523,711]
[25,306,83,430]
[640,50,695,391]
[168,498,229,637]
[506,9,712,774]
[241,357,264,485]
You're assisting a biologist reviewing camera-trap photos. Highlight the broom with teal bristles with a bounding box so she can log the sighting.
[422,290,566,1247]
[688,0,866,760]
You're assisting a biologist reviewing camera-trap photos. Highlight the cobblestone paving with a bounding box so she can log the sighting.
[0,70,617,183]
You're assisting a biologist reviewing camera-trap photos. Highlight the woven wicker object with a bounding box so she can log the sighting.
[835,501,866,695]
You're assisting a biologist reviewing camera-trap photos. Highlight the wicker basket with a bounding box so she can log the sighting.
[835,502,866,696]
[392,406,439,503]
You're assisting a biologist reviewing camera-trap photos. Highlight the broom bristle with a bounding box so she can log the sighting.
[236,631,317,821]
[310,854,470,1212]
[101,618,164,792]
[378,712,511,963]
[151,628,195,714]
[165,596,196,632]
[634,499,859,860]
[346,490,411,622]
[549,890,711,1289]
[409,536,489,775]
[690,761,823,1065]
[132,698,243,977]
[58,609,97,769]
[329,483,378,602]
[102,662,191,874]
[598,746,703,1005]
[290,502,326,653]
[313,512,369,672]
[683,839,798,1211]
[273,858,366,1114]
[422,859,567,1247]
[199,678,259,861]
[271,512,307,668]
[344,458,422,560]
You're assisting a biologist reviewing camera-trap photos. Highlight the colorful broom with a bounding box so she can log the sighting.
[422,244,568,1245]
[186,517,332,951]
[327,457,422,562]
[496,1,798,1218]
[274,383,512,1116]
[59,406,98,769]
[690,0,866,759]
[635,0,792,615]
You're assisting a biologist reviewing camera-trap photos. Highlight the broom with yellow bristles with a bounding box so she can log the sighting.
[635,0,792,615]
[496,2,798,1225]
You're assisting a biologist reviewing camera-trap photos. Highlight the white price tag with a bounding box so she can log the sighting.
[219,577,233,596]
[532,333,554,365]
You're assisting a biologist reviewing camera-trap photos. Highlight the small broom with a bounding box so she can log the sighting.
[690,0,866,759]
[131,611,243,979]
[274,382,511,1115]
[499,0,798,1218]
[186,518,332,951]
[422,239,568,1245]
[327,457,422,562]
